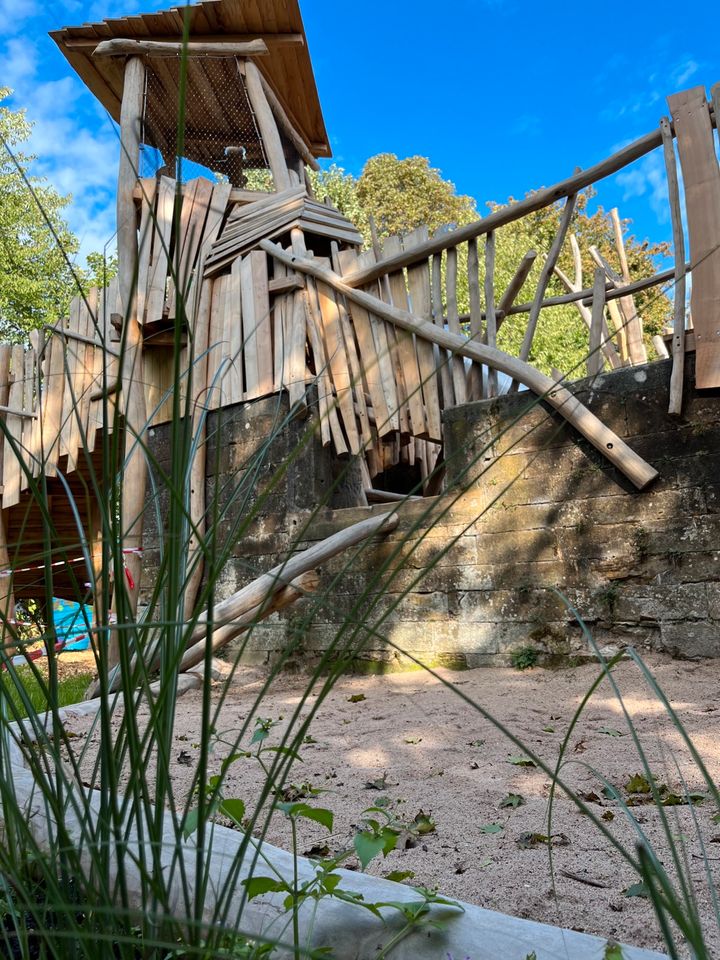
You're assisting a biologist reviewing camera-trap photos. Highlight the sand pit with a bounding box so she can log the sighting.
[63,653,720,956]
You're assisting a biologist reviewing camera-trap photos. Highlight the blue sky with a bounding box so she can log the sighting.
[1,0,716,266]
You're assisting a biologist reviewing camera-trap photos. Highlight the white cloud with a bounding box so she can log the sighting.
[0,0,37,33]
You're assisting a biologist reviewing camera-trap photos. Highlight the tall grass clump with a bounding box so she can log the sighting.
[0,34,716,960]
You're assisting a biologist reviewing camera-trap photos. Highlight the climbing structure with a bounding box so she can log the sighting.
[0,0,718,659]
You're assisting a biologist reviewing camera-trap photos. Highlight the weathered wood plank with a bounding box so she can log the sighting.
[445,246,467,405]
[661,115,687,415]
[667,86,720,388]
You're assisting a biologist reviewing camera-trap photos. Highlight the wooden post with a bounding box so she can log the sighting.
[588,269,606,377]
[242,60,292,192]
[609,210,647,365]
[114,56,148,665]
[0,345,16,655]
[661,116,687,415]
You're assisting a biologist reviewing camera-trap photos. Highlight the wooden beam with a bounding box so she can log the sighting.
[257,70,320,171]
[661,115,687,415]
[342,127,670,288]
[588,268,606,377]
[261,240,659,491]
[114,55,148,658]
[93,38,269,59]
[65,33,305,50]
[242,60,292,192]
[667,86,720,389]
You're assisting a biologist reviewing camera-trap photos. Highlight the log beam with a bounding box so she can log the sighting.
[114,55,148,663]
[93,38,269,58]
[242,60,292,192]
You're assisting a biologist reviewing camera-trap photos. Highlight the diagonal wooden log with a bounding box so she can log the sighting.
[261,240,659,491]
[91,513,399,697]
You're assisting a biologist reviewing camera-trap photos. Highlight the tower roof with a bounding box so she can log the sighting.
[50,0,331,160]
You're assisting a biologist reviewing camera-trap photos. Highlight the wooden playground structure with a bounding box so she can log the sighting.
[0,0,719,668]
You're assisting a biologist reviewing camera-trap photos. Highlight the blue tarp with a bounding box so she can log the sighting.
[52,598,92,652]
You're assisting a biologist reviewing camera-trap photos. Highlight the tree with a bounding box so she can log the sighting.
[0,89,84,340]
[356,153,477,242]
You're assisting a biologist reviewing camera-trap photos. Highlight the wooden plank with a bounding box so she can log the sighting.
[383,237,425,438]
[315,281,361,455]
[146,176,175,323]
[608,212,647,364]
[466,238,483,401]
[337,294,371,448]
[485,232,499,397]
[20,347,34,489]
[228,256,244,404]
[272,258,287,392]
[136,179,157,325]
[337,248,395,438]
[205,275,226,409]
[407,251,442,443]
[304,283,336,450]
[239,250,273,399]
[378,237,411,438]
[3,346,25,508]
[661,115,688,415]
[27,331,45,476]
[667,86,720,388]
[445,246,467,405]
[431,251,454,410]
[67,291,95,472]
[59,298,81,460]
[588,269,606,377]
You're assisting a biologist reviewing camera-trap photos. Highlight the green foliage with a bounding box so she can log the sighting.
[356,153,477,241]
[510,645,539,671]
[0,89,83,338]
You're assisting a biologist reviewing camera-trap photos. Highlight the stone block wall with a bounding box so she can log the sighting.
[143,354,720,668]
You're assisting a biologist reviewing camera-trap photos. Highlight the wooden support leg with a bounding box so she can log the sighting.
[112,55,148,668]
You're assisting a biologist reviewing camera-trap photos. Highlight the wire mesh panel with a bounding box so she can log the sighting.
[140,56,270,186]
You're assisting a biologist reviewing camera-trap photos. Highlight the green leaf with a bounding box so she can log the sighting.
[242,876,288,901]
[604,943,625,960]
[411,810,436,835]
[321,873,342,894]
[286,804,334,831]
[599,727,626,737]
[508,754,536,767]
[712,813,720,824]
[182,808,199,840]
[383,870,415,883]
[601,784,620,801]
[480,823,503,834]
[354,831,387,870]
[348,694,366,703]
[542,726,555,733]
[219,798,245,824]
[499,792,525,809]
[625,773,652,794]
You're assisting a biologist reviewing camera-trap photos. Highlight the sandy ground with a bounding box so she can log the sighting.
[62,654,720,956]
